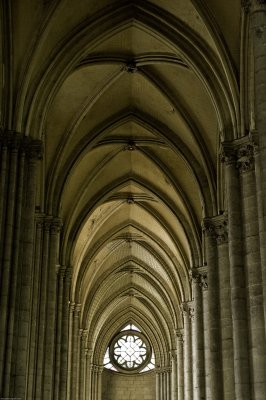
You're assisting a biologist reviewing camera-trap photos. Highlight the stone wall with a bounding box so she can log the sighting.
[102,369,156,400]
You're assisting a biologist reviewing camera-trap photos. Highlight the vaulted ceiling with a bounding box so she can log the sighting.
[8,0,241,363]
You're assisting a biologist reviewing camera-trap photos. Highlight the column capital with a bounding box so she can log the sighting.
[74,303,81,316]
[50,217,63,234]
[65,267,72,282]
[202,214,228,245]
[221,136,255,173]
[181,302,194,320]
[190,267,208,291]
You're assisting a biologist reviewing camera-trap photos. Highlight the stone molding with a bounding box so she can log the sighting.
[202,215,228,245]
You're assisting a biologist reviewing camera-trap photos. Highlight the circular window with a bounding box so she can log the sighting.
[110,330,151,372]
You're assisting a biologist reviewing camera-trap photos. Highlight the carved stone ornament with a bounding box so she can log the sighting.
[203,215,228,245]
[50,217,63,234]
[124,61,138,73]
[237,144,254,173]
[220,142,237,166]
[190,267,208,290]
[182,302,194,320]
[123,139,138,151]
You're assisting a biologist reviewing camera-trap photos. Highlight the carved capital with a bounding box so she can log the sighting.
[50,217,63,234]
[203,215,228,245]
[220,142,237,166]
[190,267,208,290]
[221,136,255,173]
[25,139,43,160]
[69,302,76,313]
[74,303,81,317]
[65,267,72,282]
[237,143,254,173]
[182,302,194,320]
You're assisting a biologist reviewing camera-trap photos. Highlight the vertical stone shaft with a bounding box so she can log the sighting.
[156,370,160,400]
[25,218,42,400]
[59,269,71,399]
[86,351,93,400]
[3,150,25,396]
[160,370,164,400]
[97,367,103,400]
[250,1,266,325]
[14,145,40,398]
[176,330,184,400]
[217,234,234,400]
[240,150,266,399]
[43,219,62,400]
[223,148,250,399]
[203,218,223,400]
[71,304,81,399]
[79,331,87,400]
[253,139,266,333]
[67,304,74,400]
[171,350,177,400]
[182,303,193,400]
[54,266,66,400]
[0,142,18,391]
[0,138,8,268]
[191,269,205,400]
[35,222,50,399]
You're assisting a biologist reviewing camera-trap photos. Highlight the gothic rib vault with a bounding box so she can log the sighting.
[0,1,266,400]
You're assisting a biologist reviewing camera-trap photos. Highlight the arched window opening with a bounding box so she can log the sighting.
[103,326,155,373]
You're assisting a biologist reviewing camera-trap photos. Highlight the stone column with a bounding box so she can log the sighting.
[67,303,75,400]
[85,350,93,400]
[214,216,234,400]
[54,265,66,400]
[0,136,19,393]
[203,218,223,400]
[13,139,42,399]
[237,140,266,399]
[176,330,184,400]
[25,217,43,400]
[97,366,103,400]
[191,267,206,400]
[79,330,88,400]
[182,302,193,400]
[156,369,160,400]
[35,220,51,400]
[43,218,62,400]
[59,268,71,399]
[221,142,251,400]
[3,142,26,396]
[250,0,266,326]
[171,350,177,400]
[160,369,164,400]
[251,130,266,333]
[71,304,81,400]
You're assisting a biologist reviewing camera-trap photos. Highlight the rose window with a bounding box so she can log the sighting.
[110,330,151,372]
